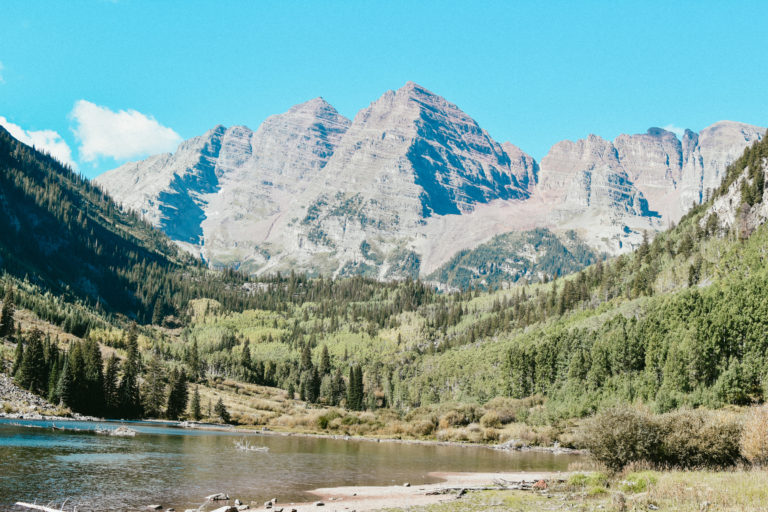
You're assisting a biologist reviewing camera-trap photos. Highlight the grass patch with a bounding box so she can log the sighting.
[619,470,658,493]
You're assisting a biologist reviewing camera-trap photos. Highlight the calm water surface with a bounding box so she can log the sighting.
[0,418,580,511]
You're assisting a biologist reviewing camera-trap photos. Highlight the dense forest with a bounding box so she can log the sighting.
[1,127,768,428]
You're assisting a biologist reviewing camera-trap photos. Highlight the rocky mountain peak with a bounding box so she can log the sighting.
[96,84,765,281]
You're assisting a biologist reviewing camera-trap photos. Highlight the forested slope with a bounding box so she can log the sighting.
[2,127,768,427]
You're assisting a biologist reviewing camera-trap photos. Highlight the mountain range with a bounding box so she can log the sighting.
[96,82,765,285]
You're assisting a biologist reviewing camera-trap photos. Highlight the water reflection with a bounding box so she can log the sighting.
[0,418,580,511]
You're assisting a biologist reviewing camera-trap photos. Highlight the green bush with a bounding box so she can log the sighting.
[658,409,742,468]
[480,410,502,428]
[577,408,661,472]
[317,410,343,429]
[578,407,743,471]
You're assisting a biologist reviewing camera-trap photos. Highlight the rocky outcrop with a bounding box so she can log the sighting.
[97,98,351,266]
[95,82,765,283]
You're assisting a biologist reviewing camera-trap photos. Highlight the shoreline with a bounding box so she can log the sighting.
[0,413,582,455]
[286,471,568,511]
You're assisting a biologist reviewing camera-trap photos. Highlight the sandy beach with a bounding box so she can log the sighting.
[282,471,566,511]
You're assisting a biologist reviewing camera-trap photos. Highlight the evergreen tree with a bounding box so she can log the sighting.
[187,339,200,381]
[166,368,188,420]
[319,345,331,375]
[16,329,47,395]
[300,345,313,372]
[67,342,86,411]
[11,339,23,376]
[240,340,252,382]
[142,355,166,418]
[241,339,252,368]
[286,382,296,400]
[214,397,230,424]
[82,338,104,415]
[0,287,15,339]
[190,386,202,421]
[346,365,364,411]
[354,366,364,410]
[56,355,73,408]
[347,366,355,409]
[332,367,346,406]
[103,354,120,416]
[307,367,321,403]
[118,326,142,418]
[47,355,60,404]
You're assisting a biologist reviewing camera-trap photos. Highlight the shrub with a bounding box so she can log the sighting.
[741,406,768,465]
[411,419,437,436]
[316,410,342,430]
[658,409,742,468]
[480,410,502,428]
[577,408,660,472]
[437,405,479,429]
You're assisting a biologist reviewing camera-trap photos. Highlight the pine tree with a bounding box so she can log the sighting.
[354,366,364,410]
[214,397,230,424]
[17,329,47,395]
[118,325,142,418]
[103,354,120,416]
[332,367,346,406]
[47,356,60,404]
[347,366,356,409]
[67,342,86,411]
[82,338,104,415]
[240,340,252,382]
[142,355,166,418]
[319,345,331,375]
[166,368,188,420]
[0,287,15,339]
[308,367,321,403]
[11,339,24,376]
[300,345,313,372]
[190,386,202,421]
[187,339,200,381]
[56,355,73,408]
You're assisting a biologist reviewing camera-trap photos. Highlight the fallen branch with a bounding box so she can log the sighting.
[14,503,67,512]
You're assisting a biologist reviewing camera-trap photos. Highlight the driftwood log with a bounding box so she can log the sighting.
[14,503,67,512]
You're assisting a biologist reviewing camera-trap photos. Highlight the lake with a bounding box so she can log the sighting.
[0,418,579,511]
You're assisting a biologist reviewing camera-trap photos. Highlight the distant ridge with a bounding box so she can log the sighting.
[96,83,765,286]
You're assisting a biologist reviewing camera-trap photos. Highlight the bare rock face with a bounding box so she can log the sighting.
[533,123,764,253]
[287,82,537,278]
[96,98,351,266]
[96,81,765,281]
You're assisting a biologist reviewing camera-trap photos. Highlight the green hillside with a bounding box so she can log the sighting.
[2,127,768,433]
[427,227,602,290]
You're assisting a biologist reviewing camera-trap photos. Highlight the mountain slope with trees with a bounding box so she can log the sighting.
[1,127,768,435]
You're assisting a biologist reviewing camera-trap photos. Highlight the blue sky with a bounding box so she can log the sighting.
[1,1,767,178]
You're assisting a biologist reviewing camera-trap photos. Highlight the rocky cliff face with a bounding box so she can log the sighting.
[97,98,351,265]
[95,82,765,282]
[531,122,764,254]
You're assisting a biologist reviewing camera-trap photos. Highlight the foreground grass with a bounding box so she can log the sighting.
[381,469,768,512]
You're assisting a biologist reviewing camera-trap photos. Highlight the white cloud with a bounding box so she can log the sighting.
[662,124,686,139]
[70,100,182,162]
[0,116,77,169]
